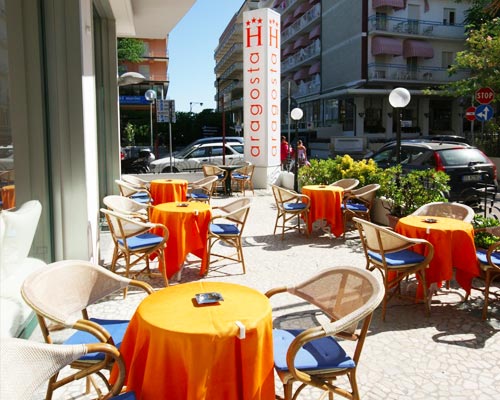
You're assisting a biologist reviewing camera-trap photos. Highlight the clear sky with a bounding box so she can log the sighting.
[167,0,243,113]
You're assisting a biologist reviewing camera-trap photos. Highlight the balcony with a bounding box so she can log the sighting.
[368,15,465,40]
[282,3,320,43]
[214,23,243,58]
[295,73,321,98]
[367,63,469,83]
[215,43,243,74]
[282,38,320,73]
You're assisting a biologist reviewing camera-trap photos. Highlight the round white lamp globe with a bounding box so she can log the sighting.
[290,107,304,120]
[389,87,411,108]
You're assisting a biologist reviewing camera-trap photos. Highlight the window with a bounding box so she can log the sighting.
[138,65,150,79]
[441,51,454,69]
[443,8,456,25]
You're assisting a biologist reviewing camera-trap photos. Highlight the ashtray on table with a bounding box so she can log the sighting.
[195,292,224,305]
[422,218,437,223]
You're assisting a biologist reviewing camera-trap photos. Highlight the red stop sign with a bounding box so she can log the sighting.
[475,87,495,104]
[465,106,476,121]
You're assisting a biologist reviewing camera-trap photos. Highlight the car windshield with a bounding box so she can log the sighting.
[231,144,244,154]
[176,145,200,158]
[438,148,490,166]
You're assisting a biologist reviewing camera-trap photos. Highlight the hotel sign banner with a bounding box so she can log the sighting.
[243,8,281,168]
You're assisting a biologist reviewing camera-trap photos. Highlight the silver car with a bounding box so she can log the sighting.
[151,141,244,173]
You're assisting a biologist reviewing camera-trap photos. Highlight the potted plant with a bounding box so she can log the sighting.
[377,166,450,228]
[472,215,500,249]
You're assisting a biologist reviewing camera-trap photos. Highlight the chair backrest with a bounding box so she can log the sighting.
[190,175,218,189]
[286,266,384,334]
[115,179,150,199]
[21,260,133,325]
[270,184,300,208]
[411,201,475,223]
[234,164,255,177]
[350,183,380,205]
[103,195,149,220]
[202,164,226,177]
[0,200,42,270]
[101,207,153,242]
[121,174,150,190]
[329,178,360,191]
[0,337,125,399]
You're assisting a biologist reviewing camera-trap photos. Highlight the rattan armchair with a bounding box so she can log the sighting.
[206,198,251,275]
[411,201,475,223]
[202,164,228,195]
[342,183,380,238]
[103,194,150,222]
[231,164,255,196]
[186,175,218,203]
[329,178,360,192]
[20,260,153,399]
[266,266,384,400]
[121,174,150,191]
[270,184,310,239]
[0,338,133,400]
[354,217,434,321]
[115,179,152,204]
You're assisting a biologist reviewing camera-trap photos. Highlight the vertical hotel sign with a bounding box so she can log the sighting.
[243,8,280,167]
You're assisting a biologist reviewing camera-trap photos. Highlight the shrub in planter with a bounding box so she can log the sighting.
[472,215,500,249]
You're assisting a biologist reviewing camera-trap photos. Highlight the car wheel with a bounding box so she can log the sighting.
[161,166,179,173]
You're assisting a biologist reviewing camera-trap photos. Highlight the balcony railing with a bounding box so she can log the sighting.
[282,3,321,43]
[215,43,243,73]
[282,39,321,73]
[215,23,243,58]
[368,15,465,39]
[219,62,243,81]
[368,63,469,82]
[295,74,321,98]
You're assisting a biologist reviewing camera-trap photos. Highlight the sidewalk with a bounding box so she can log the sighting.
[30,188,500,399]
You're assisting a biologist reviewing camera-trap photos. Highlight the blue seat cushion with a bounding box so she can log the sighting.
[63,318,129,361]
[118,233,163,250]
[233,174,249,180]
[210,223,240,235]
[217,174,225,180]
[112,392,136,400]
[476,249,500,266]
[284,202,307,211]
[188,193,209,200]
[273,329,355,372]
[368,249,425,266]
[130,194,150,204]
[341,202,368,212]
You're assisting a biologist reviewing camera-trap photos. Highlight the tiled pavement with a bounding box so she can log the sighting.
[29,188,500,399]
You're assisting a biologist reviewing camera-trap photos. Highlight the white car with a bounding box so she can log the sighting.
[151,141,244,173]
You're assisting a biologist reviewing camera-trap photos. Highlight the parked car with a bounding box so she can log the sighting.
[151,141,244,173]
[366,140,498,203]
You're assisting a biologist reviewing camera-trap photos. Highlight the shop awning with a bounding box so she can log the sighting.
[371,36,403,56]
[282,44,295,57]
[293,3,310,18]
[293,68,310,81]
[309,61,321,75]
[403,40,434,58]
[372,0,405,9]
[293,36,310,50]
[308,24,321,40]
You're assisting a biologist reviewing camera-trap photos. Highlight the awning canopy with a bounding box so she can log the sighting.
[309,61,321,75]
[371,36,403,56]
[308,24,321,40]
[293,68,310,81]
[309,0,320,5]
[293,36,310,50]
[283,15,294,28]
[403,40,434,58]
[372,0,405,9]
[293,3,310,18]
[282,44,295,57]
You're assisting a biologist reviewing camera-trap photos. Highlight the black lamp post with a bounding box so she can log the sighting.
[389,87,411,164]
[217,77,238,165]
[290,107,303,192]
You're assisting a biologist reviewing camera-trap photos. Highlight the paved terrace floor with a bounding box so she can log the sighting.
[30,188,500,399]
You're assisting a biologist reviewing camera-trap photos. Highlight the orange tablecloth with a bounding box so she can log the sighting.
[1,185,15,209]
[302,185,344,237]
[395,215,479,294]
[150,202,211,278]
[150,179,187,204]
[111,282,275,400]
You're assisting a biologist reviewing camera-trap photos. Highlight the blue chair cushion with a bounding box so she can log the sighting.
[273,329,355,372]
[63,318,129,361]
[284,202,307,211]
[210,223,240,235]
[367,249,425,266]
[118,233,163,250]
[112,392,136,400]
[341,202,368,212]
[476,249,500,266]
[217,174,225,180]
[233,174,249,180]
[130,194,150,204]
[188,193,209,200]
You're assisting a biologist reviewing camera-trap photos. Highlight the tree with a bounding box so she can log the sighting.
[117,38,145,63]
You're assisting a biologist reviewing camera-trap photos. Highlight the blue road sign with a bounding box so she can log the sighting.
[475,104,494,122]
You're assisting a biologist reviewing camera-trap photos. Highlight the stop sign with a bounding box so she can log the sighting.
[465,106,476,121]
[475,87,495,104]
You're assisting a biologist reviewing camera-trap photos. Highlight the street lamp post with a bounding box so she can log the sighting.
[145,89,157,148]
[389,88,411,164]
[290,107,303,192]
[189,101,203,113]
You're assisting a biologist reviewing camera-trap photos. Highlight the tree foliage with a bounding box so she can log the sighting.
[117,38,145,63]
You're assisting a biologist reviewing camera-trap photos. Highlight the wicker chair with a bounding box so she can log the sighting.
[101,208,169,287]
[103,194,150,222]
[186,175,218,203]
[20,260,153,399]
[202,165,228,195]
[266,266,384,400]
[354,217,434,321]
[0,337,134,400]
[342,183,380,239]
[329,178,360,192]
[411,201,475,223]
[270,184,310,240]
[121,174,150,191]
[231,164,255,196]
[206,198,251,275]
[115,179,152,204]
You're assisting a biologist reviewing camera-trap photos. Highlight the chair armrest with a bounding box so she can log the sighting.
[129,279,155,294]
[264,286,288,298]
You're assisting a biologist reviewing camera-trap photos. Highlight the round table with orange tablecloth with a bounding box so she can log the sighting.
[1,185,15,209]
[150,202,211,278]
[301,185,344,237]
[395,215,479,295]
[111,281,275,400]
[150,179,187,204]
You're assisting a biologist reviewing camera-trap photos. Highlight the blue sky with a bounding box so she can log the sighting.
[167,0,243,113]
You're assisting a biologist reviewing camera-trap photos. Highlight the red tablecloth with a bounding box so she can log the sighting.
[150,179,187,204]
[110,282,275,400]
[302,185,344,237]
[150,202,211,278]
[396,215,479,294]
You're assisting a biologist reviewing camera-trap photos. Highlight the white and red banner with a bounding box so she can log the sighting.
[243,8,281,187]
